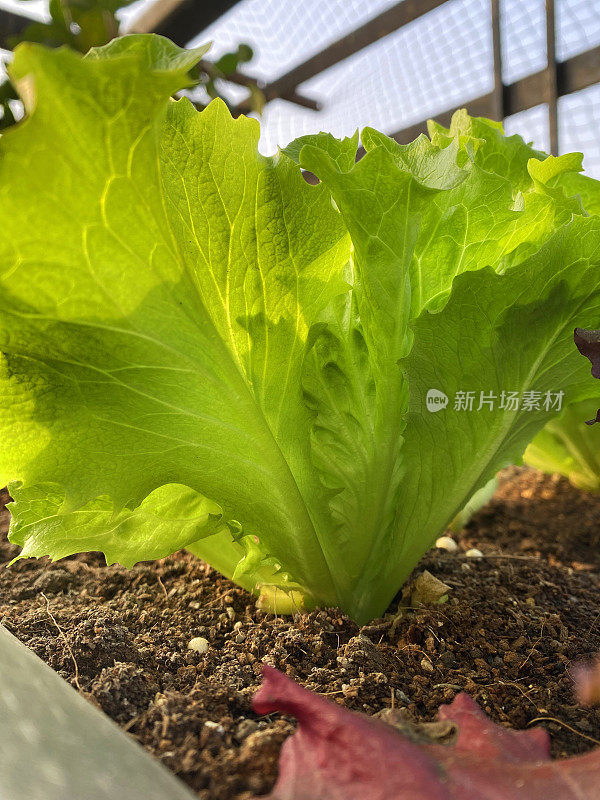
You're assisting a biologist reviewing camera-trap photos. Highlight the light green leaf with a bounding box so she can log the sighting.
[296,116,600,620]
[300,131,600,620]
[555,171,600,216]
[8,482,225,567]
[86,32,212,73]
[428,110,547,191]
[0,36,350,607]
[302,113,584,321]
[376,218,600,620]
[281,130,359,172]
[361,128,468,190]
[301,289,378,598]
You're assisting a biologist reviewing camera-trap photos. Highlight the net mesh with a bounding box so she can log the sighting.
[2,0,599,173]
[187,0,600,175]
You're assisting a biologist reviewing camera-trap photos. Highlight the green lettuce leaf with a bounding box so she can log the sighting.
[299,127,600,620]
[0,36,351,608]
[386,222,600,613]
[8,482,224,566]
[2,38,600,623]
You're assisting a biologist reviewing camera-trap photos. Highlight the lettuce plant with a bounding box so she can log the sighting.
[2,35,600,624]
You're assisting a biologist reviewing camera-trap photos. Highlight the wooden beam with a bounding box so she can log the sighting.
[0,9,33,50]
[491,0,504,120]
[504,45,600,115]
[125,0,188,34]
[503,69,546,116]
[557,45,600,95]
[197,61,320,111]
[545,0,559,154]
[390,43,600,144]
[263,0,449,102]
[150,0,244,46]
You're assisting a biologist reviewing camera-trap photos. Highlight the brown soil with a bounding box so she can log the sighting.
[1,467,600,799]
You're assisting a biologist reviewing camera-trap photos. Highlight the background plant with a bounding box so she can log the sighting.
[522,178,600,492]
[0,0,260,130]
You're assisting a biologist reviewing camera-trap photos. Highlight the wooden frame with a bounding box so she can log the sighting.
[1,0,598,149]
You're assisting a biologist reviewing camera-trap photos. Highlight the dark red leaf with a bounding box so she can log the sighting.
[584,408,600,426]
[575,328,600,379]
[574,328,600,424]
[253,665,600,800]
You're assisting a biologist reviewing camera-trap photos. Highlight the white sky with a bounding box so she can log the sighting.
[1,0,600,174]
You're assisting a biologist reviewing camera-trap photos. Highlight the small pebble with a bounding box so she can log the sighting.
[187,637,210,654]
[395,689,411,705]
[421,658,435,673]
[204,720,225,735]
[435,536,458,553]
[465,548,483,559]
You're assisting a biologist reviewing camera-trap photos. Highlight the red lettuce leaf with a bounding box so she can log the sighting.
[575,328,600,379]
[253,665,600,800]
